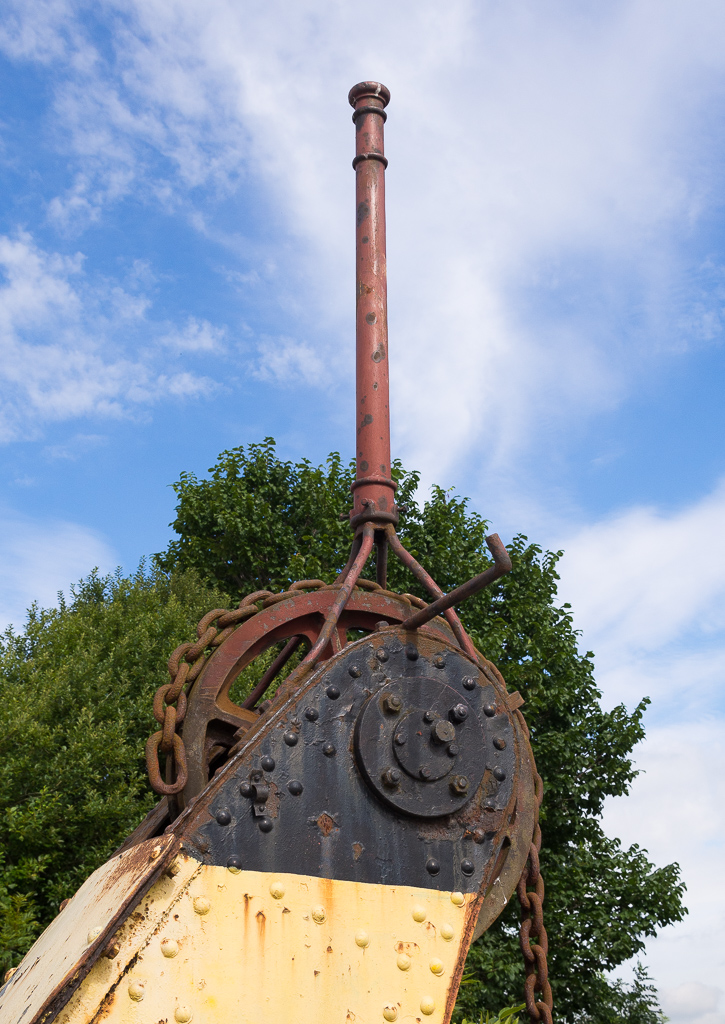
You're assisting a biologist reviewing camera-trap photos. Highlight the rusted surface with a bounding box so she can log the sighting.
[0,836,179,1024]
[348,82,397,529]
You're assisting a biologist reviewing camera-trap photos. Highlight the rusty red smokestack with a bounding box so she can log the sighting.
[348,81,397,529]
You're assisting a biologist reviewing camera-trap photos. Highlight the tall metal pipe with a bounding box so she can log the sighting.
[348,82,398,529]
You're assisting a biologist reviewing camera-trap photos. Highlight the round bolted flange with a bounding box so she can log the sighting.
[355,676,489,817]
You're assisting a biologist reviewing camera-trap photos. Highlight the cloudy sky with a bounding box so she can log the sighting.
[1,1,724,1017]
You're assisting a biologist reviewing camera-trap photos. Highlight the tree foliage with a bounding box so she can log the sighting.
[0,440,685,1023]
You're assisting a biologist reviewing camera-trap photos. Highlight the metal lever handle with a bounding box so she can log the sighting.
[400,534,512,631]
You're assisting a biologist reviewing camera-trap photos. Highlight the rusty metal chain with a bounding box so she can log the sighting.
[515,710,553,1024]
[145,578,427,796]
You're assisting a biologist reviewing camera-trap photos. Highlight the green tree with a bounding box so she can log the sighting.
[0,439,685,1024]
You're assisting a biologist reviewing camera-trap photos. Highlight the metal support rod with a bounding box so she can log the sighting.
[242,635,304,710]
[401,534,512,631]
[375,530,388,589]
[348,82,397,529]
[385,525,478,659]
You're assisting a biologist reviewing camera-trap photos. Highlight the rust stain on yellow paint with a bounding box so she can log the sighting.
[57,862,478,1024]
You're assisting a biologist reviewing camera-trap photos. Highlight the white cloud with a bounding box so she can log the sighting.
[3,1,725,479]
[252,336,330,388]
[0,231,225,439]
[160,317,226,353]
[661,982,725,1024]
[0,511,117,632]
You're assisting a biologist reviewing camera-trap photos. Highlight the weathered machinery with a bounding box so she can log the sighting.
[0,83,552,1024]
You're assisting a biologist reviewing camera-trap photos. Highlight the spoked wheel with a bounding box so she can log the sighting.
[178,586,457,806]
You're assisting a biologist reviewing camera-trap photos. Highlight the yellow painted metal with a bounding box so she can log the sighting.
[56,857,479,1024]
[0,836,189,1024]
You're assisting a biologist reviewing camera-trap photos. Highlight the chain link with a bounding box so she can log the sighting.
[145,579,426,795]
[515,709,553,1024]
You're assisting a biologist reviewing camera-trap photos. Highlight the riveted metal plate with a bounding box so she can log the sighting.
[179,628,527,896]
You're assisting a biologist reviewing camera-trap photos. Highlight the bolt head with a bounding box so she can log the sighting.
[432,719,456,744]
[383,692,402,713]
[394,731,407,745]
[447,743,460,757]
[419,766,432,780]
[382,767,401,787]
[433,655,445,668]
[423,710,435,723]
[462,676,476,690]
[451,703,469,722]
[450,774,470,795]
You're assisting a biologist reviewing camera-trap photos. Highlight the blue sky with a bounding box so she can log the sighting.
[1,1,724,1017]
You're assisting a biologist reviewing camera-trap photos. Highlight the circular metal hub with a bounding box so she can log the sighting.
[354,676,490,817]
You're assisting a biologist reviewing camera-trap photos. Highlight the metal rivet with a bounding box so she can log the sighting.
[311,905,327,924]
[87,927,102,945]
[451,704,468,722]
[161,938,179,958]
[450,892,465,906]
[261,755,275,771]
[493,737,506,750]
[382,767,401,787]
[175,1007,193,1023]
[394,731,407,745]
[355,930,370,948]
[239,781,252,798]
[327,684,341,699]
[462,676,476,690]
[461,859,475,875]
[375,620,389,631]
[426,858,440,876]
[128,981,145,1002]
[483,704,496,717]
[305,707,319,721]
[270,881,285,899]
[383,693,402,713]
[397,953,411,971]
[215,809,231,826]
[423,710,435,723]
[473,829,486,844]
[419,766,432,780]
[283,731,298,746]
[288,779,304,795]
[493,767,506,781]
[412,905,426,922]
[258,816,274,833]
[349,665,362,678]
[149,844,163,860]
[440,923,454,941]
[433,655,445,668]
[447,743,460,757]
[193,896,211,915]
[322,741,336,757]
[227,856,242,872]
[420,997,436,1015]
[376,649,389,662]
[430,958,444,975]
[405,644,419,660]
[383,1006,398,1022]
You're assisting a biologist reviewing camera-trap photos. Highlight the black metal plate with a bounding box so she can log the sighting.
[188,631,519,893]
